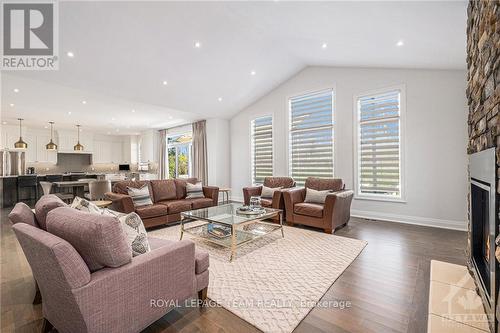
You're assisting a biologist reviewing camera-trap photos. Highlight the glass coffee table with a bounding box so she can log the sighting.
[180,203,284,261]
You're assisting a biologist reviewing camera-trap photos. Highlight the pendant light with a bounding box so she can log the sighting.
[14,118,28,149]
[73,124,84,151]
[45,121,57,150]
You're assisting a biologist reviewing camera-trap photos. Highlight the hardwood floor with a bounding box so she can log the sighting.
[0,206,467,333]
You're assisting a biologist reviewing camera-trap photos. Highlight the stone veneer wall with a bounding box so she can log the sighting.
[466,0,500,256]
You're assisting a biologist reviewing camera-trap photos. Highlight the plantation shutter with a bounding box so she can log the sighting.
[357,90,401,197]
[252,116,273,185]
[289,89,334,186]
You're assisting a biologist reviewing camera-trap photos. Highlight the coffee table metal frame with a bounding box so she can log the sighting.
[180,204,284,261]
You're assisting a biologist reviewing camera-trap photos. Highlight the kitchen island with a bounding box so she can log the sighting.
[0,172,157,207]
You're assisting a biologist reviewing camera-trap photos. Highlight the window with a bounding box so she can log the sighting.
[251,116,273,185]
[167,133,192,178]
[289,89,334,186]
[355,89,403,200]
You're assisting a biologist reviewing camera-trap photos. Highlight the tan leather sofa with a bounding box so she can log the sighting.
[283,177,353,234]
[105,178,219,228]
[242,177,295,220]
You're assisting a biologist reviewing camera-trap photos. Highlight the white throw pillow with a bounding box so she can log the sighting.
[71,196,102,214]
[261,185,282,199]
[186,182,205,199]
[127,185,153,207]
[103,209,151,256]
[304,188,331,204]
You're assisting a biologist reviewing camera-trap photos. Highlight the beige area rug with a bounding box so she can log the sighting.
[149,221,367,333]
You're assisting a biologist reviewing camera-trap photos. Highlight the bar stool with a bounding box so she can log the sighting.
[39,181,53,195]
[17,175,38,204]
[44,175,73,203]
[85,180,112,200]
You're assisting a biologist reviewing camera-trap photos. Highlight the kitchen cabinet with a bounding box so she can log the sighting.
[93,140,111,163]
[34,134,57,163]
[2,125,139,165]
[1,125,24,149]
[122,136,138,164]
[56,130,93,152]
[93,139,123,164]
[17,131,57,164]
[111,142,123,164]
[139,130,158,163]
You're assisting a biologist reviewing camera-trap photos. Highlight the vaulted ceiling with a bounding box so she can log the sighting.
[1,1,467,133]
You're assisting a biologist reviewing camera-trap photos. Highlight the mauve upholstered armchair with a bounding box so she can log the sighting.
[283,177,354,234]
[9,197,209,333]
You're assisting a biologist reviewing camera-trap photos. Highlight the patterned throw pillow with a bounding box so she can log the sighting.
[186,182,205,199]
[127,185,153,207]
[71,196,102,214]
[304,188,331,204]
[103,209,151,256]
[261,185,282,199]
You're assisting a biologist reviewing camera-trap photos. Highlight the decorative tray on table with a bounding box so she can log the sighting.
[236,206,266,215]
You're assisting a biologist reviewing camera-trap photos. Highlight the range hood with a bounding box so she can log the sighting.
[57,152,93,165]
[57,151,93,155]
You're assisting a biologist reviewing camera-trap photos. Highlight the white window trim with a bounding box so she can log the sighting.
[286,87,336,185]
[166,132,193,179]
[250,114,275,186]
[353,84,407,203]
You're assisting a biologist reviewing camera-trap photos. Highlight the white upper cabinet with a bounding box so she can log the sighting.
[139,130,158,163]
[56,129,94,152]
[0,125,57,163]
[1,125,24,149]
[92,135,124,164]
[1,125,136,165]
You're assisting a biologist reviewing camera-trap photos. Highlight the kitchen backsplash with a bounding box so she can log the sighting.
[26,162,138,174]
[26,154,159,174]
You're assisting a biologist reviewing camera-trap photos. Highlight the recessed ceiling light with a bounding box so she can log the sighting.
[44,126,48,129]
[162,80,168,86]
[131,109,136,113]
[2,121,7,125]
[218,97,223,102]
[168,116,173,119]
[13,88,19,93]
[111,117,116,121]
[250,70,256,76]
[82,100,87,104]
[67,51,75,58]
[396,40,404,47]
[9,103,14,107]
[321,42,328,49]
[194,41,201,48]
[68,111,72,115]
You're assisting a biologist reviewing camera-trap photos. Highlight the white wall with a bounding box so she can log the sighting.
[230,66,468,230]
[206,118,230,187]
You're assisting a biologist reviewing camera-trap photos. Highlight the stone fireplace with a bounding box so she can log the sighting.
[467,0,500,331]
[469,148,497,330]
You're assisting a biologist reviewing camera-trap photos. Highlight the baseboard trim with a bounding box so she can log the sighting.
[351,209,467,231]
[228,197,466,231]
